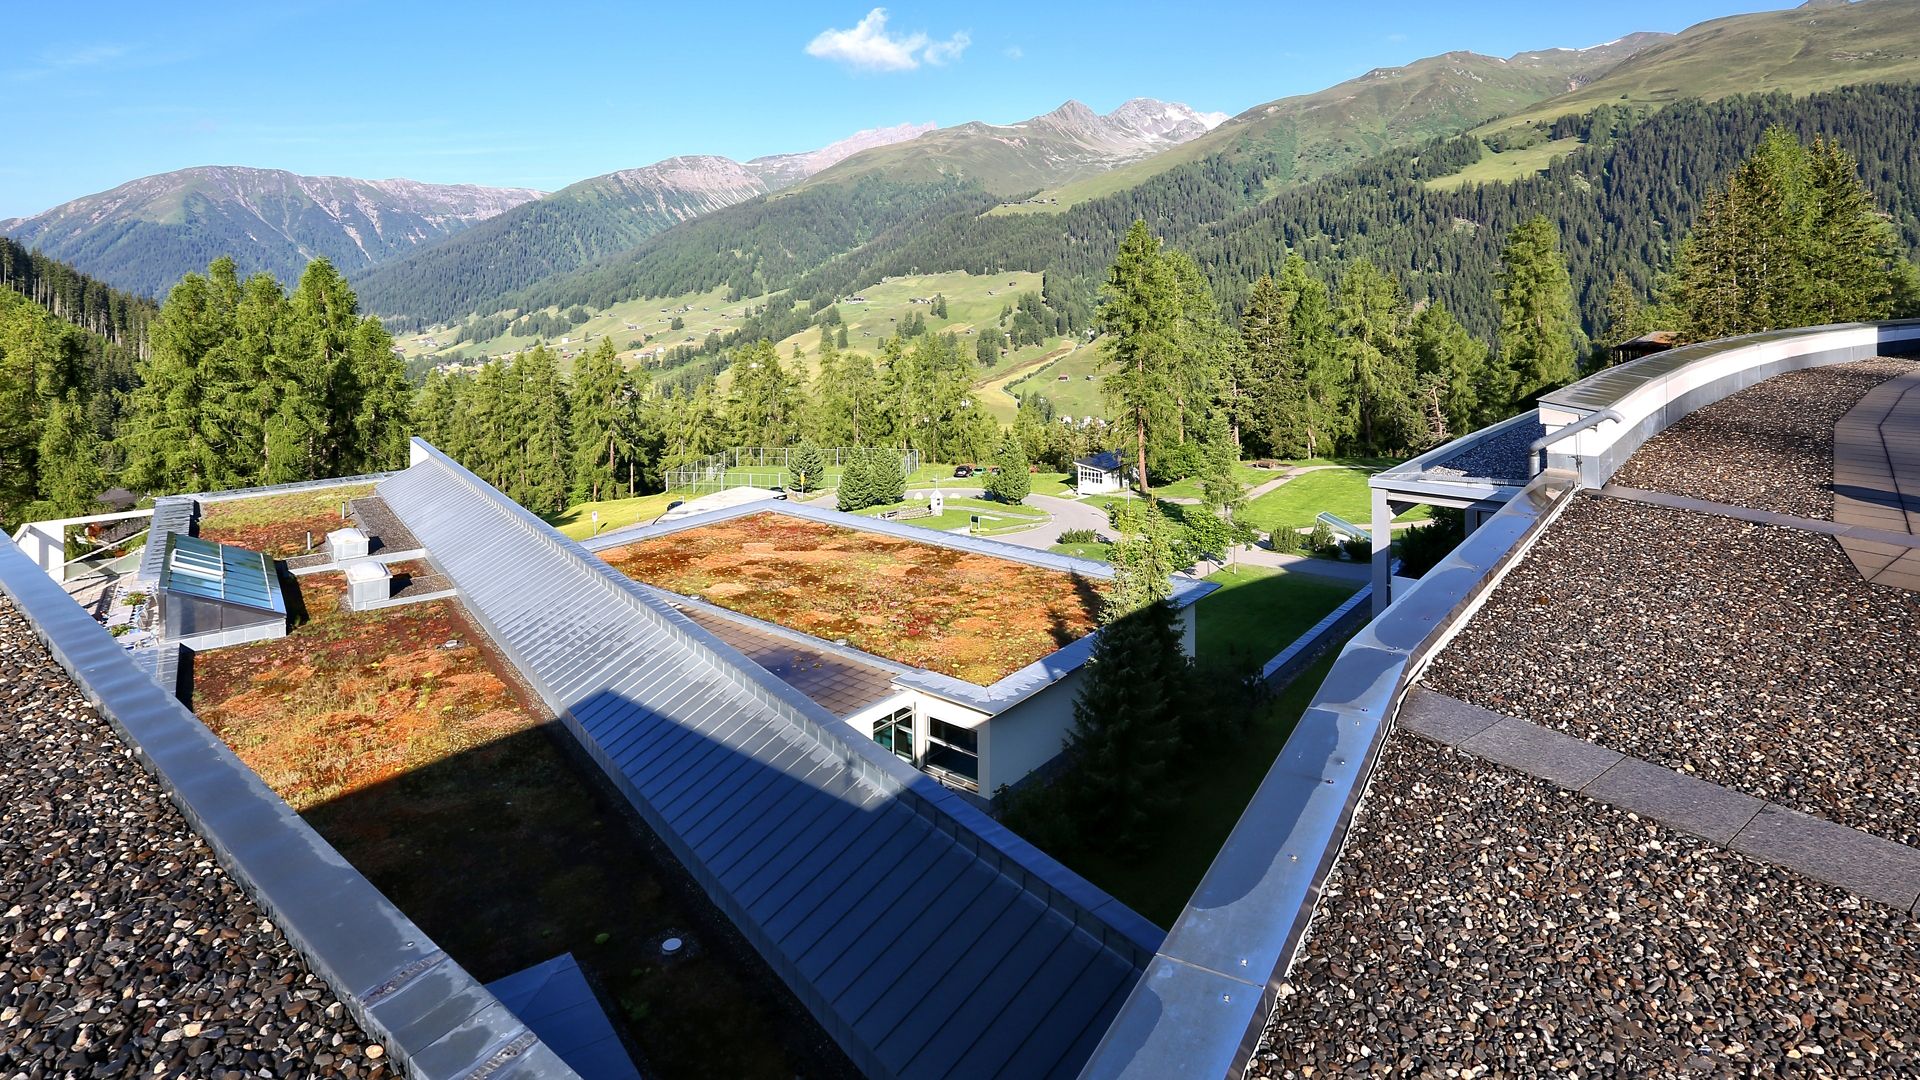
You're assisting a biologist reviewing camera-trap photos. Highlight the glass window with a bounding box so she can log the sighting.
[873,706,914,762]
[925,718,979,789]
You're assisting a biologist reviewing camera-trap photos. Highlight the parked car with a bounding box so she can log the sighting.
[953,464,975,478]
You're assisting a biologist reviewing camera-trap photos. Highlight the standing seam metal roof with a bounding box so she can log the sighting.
[377,440,1157,1080]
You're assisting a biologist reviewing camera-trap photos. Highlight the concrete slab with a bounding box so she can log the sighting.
[1397,687,1506,745]
[1730,804,1920,911]
[1583,756,1765,844]
[1459,716,1624,789]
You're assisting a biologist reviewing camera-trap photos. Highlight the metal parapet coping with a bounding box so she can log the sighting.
[0,539,580,1080]
[1078,320,1920,1080]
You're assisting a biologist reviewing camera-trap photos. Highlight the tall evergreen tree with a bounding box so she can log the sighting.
[1064,499,1188,851]
[787,442,828,493]
[1494,215,1580,407]
[985,434,1031,504]
[1098,221,1179,493]
[1334,260,1419,454]
[1409,301,1489,435]
[511,347,571,513]
[569,339,629,503]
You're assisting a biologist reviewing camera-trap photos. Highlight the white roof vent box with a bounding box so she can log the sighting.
[327,527,370,561]
[343,559,391,610]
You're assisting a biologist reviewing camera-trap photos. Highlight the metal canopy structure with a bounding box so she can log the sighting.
[378,439,1158,1080]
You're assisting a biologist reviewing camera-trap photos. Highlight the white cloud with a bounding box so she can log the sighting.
[806,9,969,72]
[1003,45,1024,61]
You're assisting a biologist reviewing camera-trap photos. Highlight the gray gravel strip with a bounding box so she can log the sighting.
[1609,357,1919,519]
[1423,494,1920,846]
[0,602,386,1078]
[1403,688,1920,908]
[1249,734,1920,1078]
[1426,417,1546,483]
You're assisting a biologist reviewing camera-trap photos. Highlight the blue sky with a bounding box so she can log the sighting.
[2,0,1783,219]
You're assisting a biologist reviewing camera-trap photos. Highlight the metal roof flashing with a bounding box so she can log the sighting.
[380,439,1164,1078]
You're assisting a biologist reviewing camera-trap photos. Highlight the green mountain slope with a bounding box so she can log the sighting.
[1481,0,1920,134]
[1013,36,1668,212]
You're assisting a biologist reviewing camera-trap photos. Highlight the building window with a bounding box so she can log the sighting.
[925,718,979,791]
[873,706,914,762]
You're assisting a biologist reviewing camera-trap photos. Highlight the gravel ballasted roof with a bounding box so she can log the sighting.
[1608,357,1918,519]
[1424,493,1920,847]
[0,601,386,1078]
[1250,735,1920,1077]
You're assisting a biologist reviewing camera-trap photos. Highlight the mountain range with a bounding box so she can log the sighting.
[0,168,542,298]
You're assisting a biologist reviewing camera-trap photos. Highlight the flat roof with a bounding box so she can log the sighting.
[598,509,1107,686]
[670,598,902,717]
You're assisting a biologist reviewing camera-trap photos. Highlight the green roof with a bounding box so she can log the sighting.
[158,533,286,616]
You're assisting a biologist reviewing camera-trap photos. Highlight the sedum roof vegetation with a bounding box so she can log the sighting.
[195,485,376,558]
[599,511,1106,685]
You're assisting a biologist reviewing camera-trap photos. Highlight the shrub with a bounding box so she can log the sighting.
[108,624,131,638]
[1341,536,1373,561]
[1057,528,1103,545]
[1396,507,1466,577]
[1267,527,1302,554]
[1308,521,1337,554]
[121,591,148,607]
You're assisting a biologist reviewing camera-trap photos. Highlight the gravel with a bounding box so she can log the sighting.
[0,601,386,1078]
[1426,417,1546,484]
[1423,495,1920,846]
[1249,734,1920,1078]
[1610,358,1918,519]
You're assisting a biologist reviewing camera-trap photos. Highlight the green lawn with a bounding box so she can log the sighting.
[545,492,681,539]
[852,495,1046,534]
[1048,541,1113,562]
[1239,468,1428,535]
[1152,462,1288,501]
[1019,645,1350,927]
[1194,565,1358,675]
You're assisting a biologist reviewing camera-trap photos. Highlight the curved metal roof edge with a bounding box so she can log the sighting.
[1074,467,1580,1080]
[0,538,580,1080]
[1371,410,1541,486]
[389,439,1168,963]
[1538,319,1920,414]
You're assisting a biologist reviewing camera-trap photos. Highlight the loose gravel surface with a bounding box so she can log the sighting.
[1610,357,1918,519]
[0,602,385,1078]
[1423,495,1920,846]
[1427,417,1545,483]
[1250,735,1920,1078]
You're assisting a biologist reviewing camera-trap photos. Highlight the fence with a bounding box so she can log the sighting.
[664,446,921,496]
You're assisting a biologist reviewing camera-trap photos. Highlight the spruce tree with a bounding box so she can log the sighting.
[568,339,628,503]
[1334,260,1419,454]
[787,442,827,493]
[1494,215,1580,406]
[837,446,876,511]
[1409,301,1488,434]
[985,434,1030,503]
[1098,221,1179,493]
[871,446,906,504]
[1064,500,1188,851]
[512,347,571,514]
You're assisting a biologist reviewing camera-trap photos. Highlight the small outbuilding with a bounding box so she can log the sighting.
[1074,450,1129,496]
[1612,330,1680,365]
[155,534,287,649]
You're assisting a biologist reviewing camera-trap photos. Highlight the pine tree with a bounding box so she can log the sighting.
[1494,215,1580,406]
[512,347,571,514]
